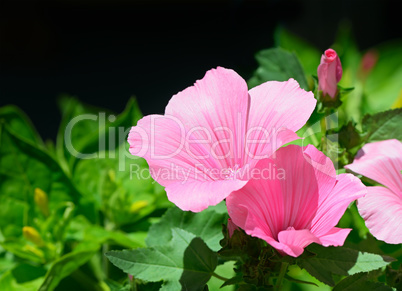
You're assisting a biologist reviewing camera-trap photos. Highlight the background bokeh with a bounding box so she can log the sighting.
[1,0,401,139]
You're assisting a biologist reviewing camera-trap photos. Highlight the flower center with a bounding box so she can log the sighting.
[223,164,241,180]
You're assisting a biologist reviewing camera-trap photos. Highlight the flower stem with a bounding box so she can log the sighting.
[130,276,137,291]
[305,126,319,146]
[320,117,327,153]
[102,219,114,278]
[212,272,229,281]
[275,262,289,290]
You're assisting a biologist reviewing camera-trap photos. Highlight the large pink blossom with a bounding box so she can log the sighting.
[226,145,366,257]
[345,139,402,244]
[317,48,342,98]
[128,67,316,212]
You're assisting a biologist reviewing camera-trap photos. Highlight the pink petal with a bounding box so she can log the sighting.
[345,139,402,196]
[276,228,321,257]
[310,173,367,237]
[324,61,338,97]
[128,114,214,187]
[166,179,248,212]
[323,49,337,62]
[226,179,281,240]
[244,79,316,165]
[358,186,402,244]
[165,67,250,167]
[317,62,327,91]
[233,226,319,257]
[227,145,332,240]
[303,144,337,197]
[318,227,351,247]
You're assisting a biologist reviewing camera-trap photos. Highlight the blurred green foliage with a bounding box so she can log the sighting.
[0,98,172,290]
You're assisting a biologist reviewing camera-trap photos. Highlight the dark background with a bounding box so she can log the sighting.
[1,0,401,140]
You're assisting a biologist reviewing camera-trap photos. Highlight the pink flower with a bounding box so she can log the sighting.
[128,67,316,212]
[345,139,402,244]
[317,49,342,98]
[360,49,379,74]
[226,145,366,257]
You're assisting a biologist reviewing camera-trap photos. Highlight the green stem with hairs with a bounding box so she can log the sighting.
[275,262,289,290]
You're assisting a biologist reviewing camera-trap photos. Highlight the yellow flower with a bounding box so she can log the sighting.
[22,226,44,247]
[34,188,49,217]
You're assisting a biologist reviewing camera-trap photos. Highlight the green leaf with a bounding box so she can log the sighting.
[338,121,362,150]
[66,216,144,252]
[56,97,142,171]
[298,244,393,286]
[0,269,44,291]
[207,261,235,290]
[11,263,47,284]
[145,204,228,252]
[361,108,402,142]
[285,264,331,290]
[74,225,144,252]
[220,271,243,288]
[248,47,309,90]
[274,27,321,76]
[0,239,45,264]
[0,105,44,147]
[333,272,393,291]
[107,228,218,291]
[284,274,318,287]
[38,249,97,291]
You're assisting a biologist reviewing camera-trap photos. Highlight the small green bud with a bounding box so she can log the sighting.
[130,200,148,213]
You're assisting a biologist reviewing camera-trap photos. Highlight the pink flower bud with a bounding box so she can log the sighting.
[227,218,239,238]
[317,49,342,98]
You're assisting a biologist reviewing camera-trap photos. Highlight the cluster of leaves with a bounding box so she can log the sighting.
[107,203,396,290]
[107,204,230,290]
[0,98,172,290]
[1,23,401,290]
